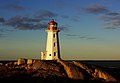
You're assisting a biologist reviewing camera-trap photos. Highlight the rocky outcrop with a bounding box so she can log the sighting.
[32,60,67,78]
[73,61,93,74]
[0,59,119,82]
[32,59,117,82]
[73,61,117,82]
[56,59,89,80]
[93,68,117,82]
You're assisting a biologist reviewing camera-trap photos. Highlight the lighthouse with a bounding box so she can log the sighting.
[41,19,61,60]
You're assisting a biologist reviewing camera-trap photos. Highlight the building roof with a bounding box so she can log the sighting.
[48,19,57,25]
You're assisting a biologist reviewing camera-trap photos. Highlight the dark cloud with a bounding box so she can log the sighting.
[2,10,58,30]
[80,36,96,40]
[34,23,47,30]
[59,25,70,32]
[79,36,86,39]
[105,12,120,16]
[82,3,120,29]
[34,10,58,20]
[4,16,48,30]
[0,17,5,23]
[5,16,25,26]
[104,26,118,29]
[16,23,47,30]
[64,34,78,37]
[61,15,69,19]
[101,12,120,21]
[15,23,33,30]
[62,15,80,22]
[64,33,96,40]
[100,11,120,29]
[84,4,108,14]
[4,16,41,26]
[5,4,26,11]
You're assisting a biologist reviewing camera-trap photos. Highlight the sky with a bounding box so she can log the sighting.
[0,0,120,60]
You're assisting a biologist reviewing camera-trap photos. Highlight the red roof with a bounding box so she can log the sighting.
[48,19,57,25]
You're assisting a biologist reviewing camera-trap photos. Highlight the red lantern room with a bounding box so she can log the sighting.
[48,19,57,30]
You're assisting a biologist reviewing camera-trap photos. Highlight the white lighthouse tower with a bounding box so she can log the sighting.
[41,19,61,60]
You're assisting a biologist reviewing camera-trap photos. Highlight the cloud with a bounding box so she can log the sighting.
[62,15,80,22]
[64,33,96,40]
[64,34,78,37]
[5,4,26,11]
[84,4,108,14]
[59,25,70,32]
[4,16,41,26]
[100,11,120,29]
[100,12,120,21]
[5,16,25,26]
[0,17,5,23]
[105,12,120,16]
[82,3,120,29]
[82,36,96,40]
[61,15,69,19]
[34,10,58,20]
[4,16,48,30]
[16,23,47,30]
[79,36,86,39]
[104,26,118,29]
[80,36,96,40]
[2,10,58,30]
[34,23,48,30]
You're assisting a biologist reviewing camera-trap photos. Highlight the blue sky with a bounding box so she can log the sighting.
[0,0,120,60]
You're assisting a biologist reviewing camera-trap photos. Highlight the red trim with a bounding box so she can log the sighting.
[53,27,57,30]
[48,27,50,30]
[48,20,57,25]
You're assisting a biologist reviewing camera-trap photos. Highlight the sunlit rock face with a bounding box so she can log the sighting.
[92,68,117,82]
[32,59,117,82]
[72,61,117,82]
[32,60,67,78]
[56,59,90,80]
[0,59,119,82]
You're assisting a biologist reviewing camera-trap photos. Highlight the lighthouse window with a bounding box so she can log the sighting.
[54,52,56,56]
[54,43,55,47]
[53,34,55,38]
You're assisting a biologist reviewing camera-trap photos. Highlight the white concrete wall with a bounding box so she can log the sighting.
[45,30,60,60]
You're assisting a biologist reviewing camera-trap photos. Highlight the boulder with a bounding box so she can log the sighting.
[57,59,87,80]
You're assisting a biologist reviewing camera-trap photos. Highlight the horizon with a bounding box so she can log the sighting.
[0,0,120,60]
[0,59,120,68]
